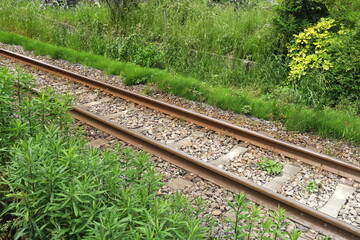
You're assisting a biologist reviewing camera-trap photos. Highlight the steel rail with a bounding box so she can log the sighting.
[1,48,359,182]
[18,66,360,239]
[70,106,360,240]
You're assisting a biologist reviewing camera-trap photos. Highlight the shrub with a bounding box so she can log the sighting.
[1,128,210,239]
[0,67,72,162]
[325,27,360,108]
[322,0,360,27]
[287,18,360,111]
[287,18,337,84]
[132,42,165,69]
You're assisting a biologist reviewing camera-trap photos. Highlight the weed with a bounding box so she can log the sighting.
[305,180,320,193]
[257,158,283,175]
[225,192,300,240]
[241,105,252,115]
[0,66,211,239]
[319,236,332,240]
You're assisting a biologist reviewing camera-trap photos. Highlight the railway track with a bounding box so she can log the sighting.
[1,48,359,240]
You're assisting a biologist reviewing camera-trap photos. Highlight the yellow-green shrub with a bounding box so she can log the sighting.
[287,18,338,83]
[286,18,359,111]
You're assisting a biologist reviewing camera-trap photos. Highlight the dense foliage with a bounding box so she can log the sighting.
[287,18,359,109]
[0,67,210,239]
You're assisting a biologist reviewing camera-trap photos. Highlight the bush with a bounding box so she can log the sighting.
[287,18,360,112]
[0,67,72,162]
[325,28,360,107]
[2,128,211,239]
[287,18,337,84]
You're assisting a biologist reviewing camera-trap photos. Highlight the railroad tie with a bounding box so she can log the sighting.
[319,183,356,218]
[76,96,113,108]
[209,145,248,167]
[169,136,193,148]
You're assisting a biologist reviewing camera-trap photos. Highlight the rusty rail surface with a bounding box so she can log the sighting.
[1,48,359,182]
[71,107,360,240]
[6,49,359,238]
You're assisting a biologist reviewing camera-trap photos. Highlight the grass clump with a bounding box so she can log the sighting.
[256,158,283,175]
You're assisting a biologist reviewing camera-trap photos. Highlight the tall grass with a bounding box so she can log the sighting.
[0,0,281,90]
[0,1,359,144]
[1,31,359,144]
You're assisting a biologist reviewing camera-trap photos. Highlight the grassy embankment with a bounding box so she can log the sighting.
[0,0,282,89]
[0,0,359,144]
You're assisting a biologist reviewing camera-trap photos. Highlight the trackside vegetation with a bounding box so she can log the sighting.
[0,0,358,111]
[0,31,359,144]
[0,67,305,239]
[0,67,210,239]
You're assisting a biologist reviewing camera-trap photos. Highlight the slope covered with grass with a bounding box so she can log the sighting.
[0,31,359,144]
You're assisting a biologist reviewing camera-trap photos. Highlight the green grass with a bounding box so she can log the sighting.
[0,0,282,90]
[0,31,359,144]
[1,0,358,111]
